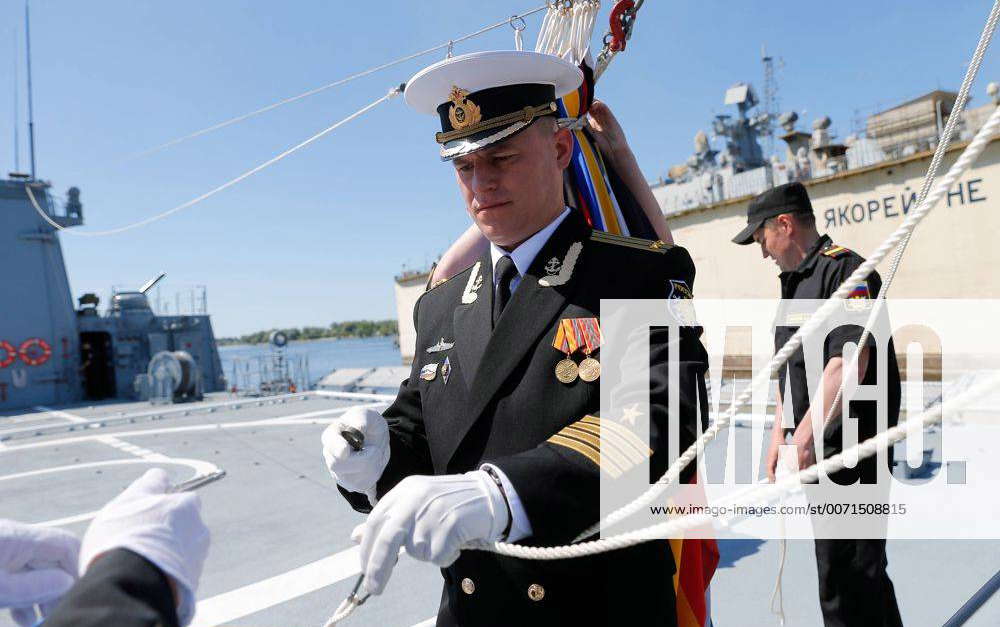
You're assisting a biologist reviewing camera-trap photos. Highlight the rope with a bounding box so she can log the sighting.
[570,100,1000,543]
[323,3,999,623]
[324,84,1000,627]
[822,0,1000,434]
[26,87,402,237]
[771,5,999,620]
[124,5,549,162]
[470,370,1000,560]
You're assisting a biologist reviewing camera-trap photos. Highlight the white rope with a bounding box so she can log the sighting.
[324,3,999,623]
[124,5,549,162]
[570,101,1000,543]
[326,69,1000,627]
[26,88,402,237]
[535,1,600,65]
[323,596,360,627]
[471,371,1000,561]
[823,0,1000,434]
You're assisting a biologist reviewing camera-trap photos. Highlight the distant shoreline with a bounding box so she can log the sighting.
[218,320,398,346]
[218,334,397,348]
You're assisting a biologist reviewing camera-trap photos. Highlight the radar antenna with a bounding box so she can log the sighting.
[761,44,781,159]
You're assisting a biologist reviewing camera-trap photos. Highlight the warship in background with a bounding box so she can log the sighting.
[0,176,227,412]
[391,52,1000,370]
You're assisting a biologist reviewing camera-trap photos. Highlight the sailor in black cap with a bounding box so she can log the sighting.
[322,50,709,626]
[735,182,903,627]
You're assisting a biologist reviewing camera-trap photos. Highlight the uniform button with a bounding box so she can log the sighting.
[461,578,476,595]
[527,583,545,602]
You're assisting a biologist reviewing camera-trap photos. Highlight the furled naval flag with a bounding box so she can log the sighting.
[557,59,719,627]
[558,60,658,239]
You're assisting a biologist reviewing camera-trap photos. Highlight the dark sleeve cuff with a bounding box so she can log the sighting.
[46,548,178,627]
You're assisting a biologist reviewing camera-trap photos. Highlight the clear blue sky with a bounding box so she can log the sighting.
[2,1,997,336]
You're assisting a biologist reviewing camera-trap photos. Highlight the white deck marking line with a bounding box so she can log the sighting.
[191,547,361,627]
[96,434,172,461]
[0,402,384,443]
[0,457,219,527]
[33,405,88,423]
[0,405,382,453]
[313,390,396,402]
[410,618,437,627]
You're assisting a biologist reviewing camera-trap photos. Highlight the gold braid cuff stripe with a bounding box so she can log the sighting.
[436,102,558,144]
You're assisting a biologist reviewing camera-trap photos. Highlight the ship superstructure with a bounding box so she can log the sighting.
[0,175,225,410]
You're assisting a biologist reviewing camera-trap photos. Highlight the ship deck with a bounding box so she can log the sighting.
[1,391,997,626]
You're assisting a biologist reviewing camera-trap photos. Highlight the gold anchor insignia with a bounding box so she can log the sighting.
[447,86,482,130]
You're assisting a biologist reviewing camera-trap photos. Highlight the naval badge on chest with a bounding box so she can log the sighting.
[551,318,602,383]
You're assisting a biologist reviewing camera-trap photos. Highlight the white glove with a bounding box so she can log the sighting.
[79,468,210,627]
[321,407,390,497]
[0,520,80,626]
[352,471,509,596]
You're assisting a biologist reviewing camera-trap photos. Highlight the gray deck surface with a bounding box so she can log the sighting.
[1,392,996,626]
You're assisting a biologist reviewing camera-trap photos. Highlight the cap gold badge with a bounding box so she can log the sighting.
[447,86,482,130]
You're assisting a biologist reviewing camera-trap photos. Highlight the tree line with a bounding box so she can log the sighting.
[219,319,398,345]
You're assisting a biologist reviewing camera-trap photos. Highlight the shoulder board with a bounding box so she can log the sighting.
[590,230,673,253]
[821,245,850,259]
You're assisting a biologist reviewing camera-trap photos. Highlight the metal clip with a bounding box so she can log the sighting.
[608,0,636,52]
[347,574,371,606]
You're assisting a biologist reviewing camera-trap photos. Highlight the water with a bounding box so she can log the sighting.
[219,336,401,388]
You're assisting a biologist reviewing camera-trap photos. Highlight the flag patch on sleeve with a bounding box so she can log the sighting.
[848,283,870,299]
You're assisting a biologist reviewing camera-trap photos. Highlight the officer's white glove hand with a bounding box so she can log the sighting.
[351,471,509,596]
[79,468,210,627]
[0,520,80,626]
[321,407,390,497]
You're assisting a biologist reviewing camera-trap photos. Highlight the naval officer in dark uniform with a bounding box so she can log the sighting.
[322,50,709,626]
[733,182,903,627]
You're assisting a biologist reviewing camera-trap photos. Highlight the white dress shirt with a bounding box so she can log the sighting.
[481,207,571,542]
[489,207,572,296]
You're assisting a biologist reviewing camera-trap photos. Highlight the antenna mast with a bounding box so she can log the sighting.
[761,44,780,159]
[12,28,20,173]
[25,0,37,179]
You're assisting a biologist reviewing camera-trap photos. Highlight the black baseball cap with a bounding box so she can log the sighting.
[732,182,814,245]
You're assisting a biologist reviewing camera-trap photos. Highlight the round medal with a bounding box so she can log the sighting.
[555,358,579,383]
[578,356,601,382]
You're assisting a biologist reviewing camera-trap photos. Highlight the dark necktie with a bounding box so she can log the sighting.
[493,255,518,327]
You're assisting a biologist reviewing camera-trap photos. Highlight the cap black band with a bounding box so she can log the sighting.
[435,83,558,144]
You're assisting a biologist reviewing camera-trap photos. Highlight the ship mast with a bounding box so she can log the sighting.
[25,0,37,179]
[12,27,20,173]
[760,44,779,160]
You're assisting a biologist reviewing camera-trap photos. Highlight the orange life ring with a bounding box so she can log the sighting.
[0,341,15,368]
[18,338,52,367]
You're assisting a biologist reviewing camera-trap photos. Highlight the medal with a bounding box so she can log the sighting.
[574,318,602,382]
[578,357,601,382]
[552,319,581,383]
[555,358,579,383]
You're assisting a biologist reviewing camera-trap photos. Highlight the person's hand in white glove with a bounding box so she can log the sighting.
[0,520,80,626]
[79,468,210,627]
[321,407,390,499]
[352,471,509,596]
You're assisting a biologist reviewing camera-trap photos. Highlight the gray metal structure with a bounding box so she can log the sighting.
[0,175,224,411]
